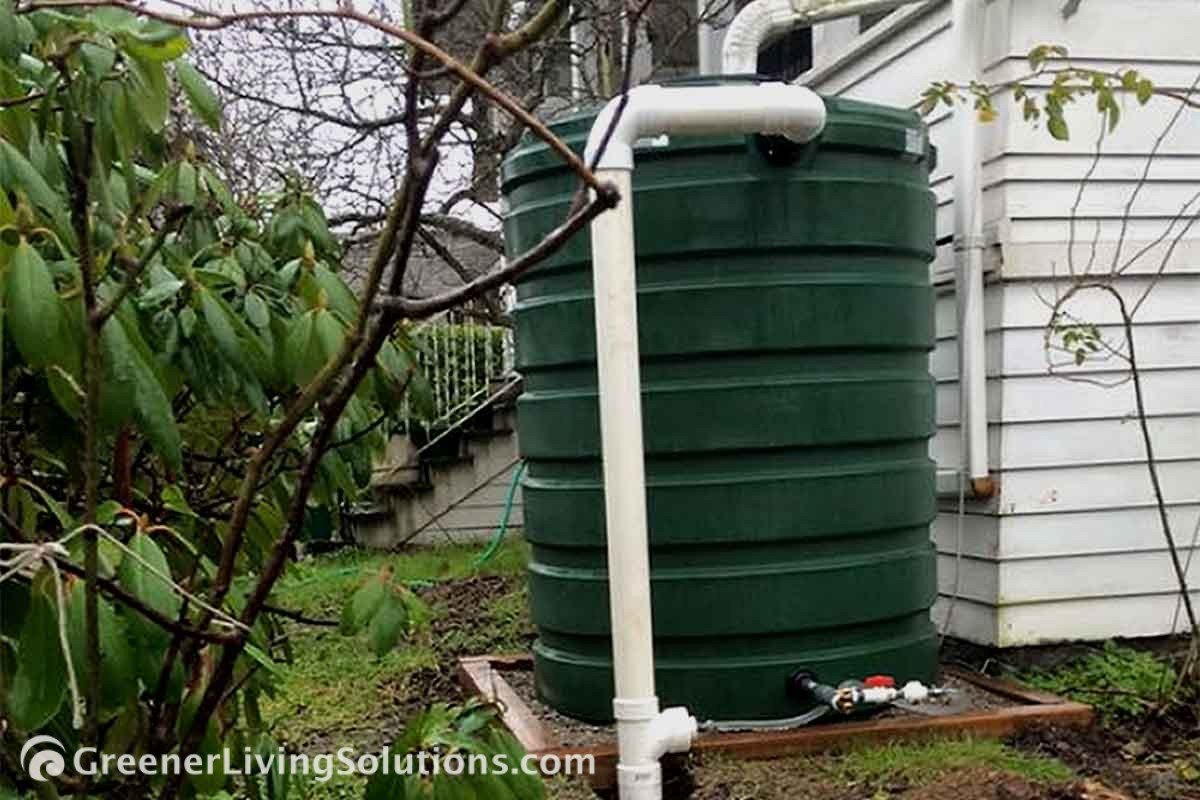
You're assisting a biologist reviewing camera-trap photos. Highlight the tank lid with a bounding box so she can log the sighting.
[501,86,934,192]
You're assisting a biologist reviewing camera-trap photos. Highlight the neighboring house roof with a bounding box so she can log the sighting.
[339,230,499,302]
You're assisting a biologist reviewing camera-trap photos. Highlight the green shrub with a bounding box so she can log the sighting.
[1023,641,1177,720]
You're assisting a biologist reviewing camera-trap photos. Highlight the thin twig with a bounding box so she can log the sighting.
[65,114,103,755]
[0,512,237,645]
[92,206,193,327]
[262,603,339,628]
[52,557,240,644]
[586,0,656,174]
[0,89,47,108]
[329,411,389,449]
[17,0,604,193]
[1111,70,1200,275]
[376,189,617,318]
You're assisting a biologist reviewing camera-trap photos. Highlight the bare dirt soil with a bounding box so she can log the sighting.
[402,574,527,702]
[1011,723,1200,800]
[967,635,1200,800]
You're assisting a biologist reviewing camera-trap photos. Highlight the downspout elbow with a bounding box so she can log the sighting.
[721,0,805,75]
[721,0,922,75]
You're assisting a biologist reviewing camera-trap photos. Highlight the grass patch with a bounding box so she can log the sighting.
[696,737,1074,798]
[279,537,528,609]
[822,737,1074,787]
[1022,641,1177,720]
[261,538,530,770]
[260,537,531,800]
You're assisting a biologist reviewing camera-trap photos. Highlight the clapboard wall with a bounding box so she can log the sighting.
[803,0,1200,645]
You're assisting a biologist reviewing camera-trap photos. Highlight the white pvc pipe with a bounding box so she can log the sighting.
[591,167,655,704]
[719,0,991,493]
[585,83,826,800]
[569,20,585,104]
[951,0,991,490]
[697,0,735,74]
[585,83,827,170]
[721,0,920,74]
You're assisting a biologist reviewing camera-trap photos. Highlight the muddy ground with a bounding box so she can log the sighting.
[678,716,1200,800]
[1009,722,1200,800]
[371,566,1200,799]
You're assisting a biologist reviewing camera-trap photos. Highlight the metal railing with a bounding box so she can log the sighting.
[399,307,516,438]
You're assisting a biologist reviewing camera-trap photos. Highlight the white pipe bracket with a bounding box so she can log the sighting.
[953,234,988,252]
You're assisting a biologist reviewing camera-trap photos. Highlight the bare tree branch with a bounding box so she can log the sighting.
[377,186,617,318]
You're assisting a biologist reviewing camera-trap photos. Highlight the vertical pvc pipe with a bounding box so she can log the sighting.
[590,169,657,704]
[570,20,585,104]
[591,168,676,800]
[583,84,825,799]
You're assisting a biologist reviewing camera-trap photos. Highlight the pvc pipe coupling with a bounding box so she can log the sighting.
[584,83,827,172]
[613,698,698,799]
[613,697,698,760]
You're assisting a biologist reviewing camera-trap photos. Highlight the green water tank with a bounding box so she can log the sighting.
[501,88,939,723]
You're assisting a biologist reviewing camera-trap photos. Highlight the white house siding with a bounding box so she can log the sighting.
[803,0,1200,645]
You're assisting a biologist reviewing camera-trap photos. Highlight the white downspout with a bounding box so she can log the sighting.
[720,0,993,496]
[583,82,826,800]
[697,0,735,74]
[951,0,992,495]
[721,0,923,74]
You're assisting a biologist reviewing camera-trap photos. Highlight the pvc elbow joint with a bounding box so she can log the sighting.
[584,83,826,171]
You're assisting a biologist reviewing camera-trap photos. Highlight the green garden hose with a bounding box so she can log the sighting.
[305,461,525,593]
[472,460,526,570]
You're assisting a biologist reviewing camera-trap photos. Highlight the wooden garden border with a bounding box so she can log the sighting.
[457,655,1094,791]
